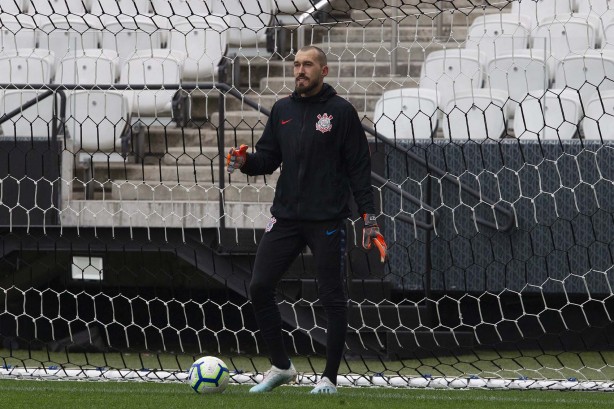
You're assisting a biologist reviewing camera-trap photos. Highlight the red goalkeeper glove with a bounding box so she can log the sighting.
[226,144,248,173]
[362,213,387,263]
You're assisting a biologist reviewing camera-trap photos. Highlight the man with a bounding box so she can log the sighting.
[226,45,387,394]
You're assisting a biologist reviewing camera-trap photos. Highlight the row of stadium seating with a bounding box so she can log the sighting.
[373,86,614,141]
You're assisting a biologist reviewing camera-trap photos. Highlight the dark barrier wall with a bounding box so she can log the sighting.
[384,140,614,295]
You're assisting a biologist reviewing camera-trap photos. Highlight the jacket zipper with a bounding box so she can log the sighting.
[296,108,308,217]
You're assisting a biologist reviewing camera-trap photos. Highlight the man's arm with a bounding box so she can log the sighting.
[343,106,375,216]
[240,112,283,176]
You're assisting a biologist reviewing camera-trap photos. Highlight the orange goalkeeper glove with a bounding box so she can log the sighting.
[362,213,387,263]
[226,144,248,173]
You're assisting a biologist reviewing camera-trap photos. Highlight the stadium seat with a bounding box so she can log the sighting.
[150,0,213,18]
[27,0,86,16]
[217,0,272,49]
[119,49,185,117]
[56,49,119,85]
[578,0,614,17]
[0,48,55,83]
[582,90,614,139]
[442,89,509,140]
[38,15,102,61]
[554,49,614,106]
[90,0,151,20]
[272,0,316,14]
[420,48,485,110]
[0,13,37,49]
[532,15,598,67]
[66,90,131,154]
[511,0,573,29]
[167,17,228,82]
[0,0,26,14]
[487,49,550,111]
[0,89,55,138]
[465,14,530,63]
[101,15,164,67]
[372,88,439,140]
[513,88,582,140]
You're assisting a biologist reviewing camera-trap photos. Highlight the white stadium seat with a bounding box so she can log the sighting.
[216,0,272,48]
[66,90,131,154]
[514,88,582,141]
[442,89,509,140]
[582,90,614,140]
[554,50,614,106]
[56,49,119,85]
[0,13,37,49]
[0,48,55,83]
[466,14,530,63]
[372,88,439,140]
[272,0,316,14]
[90,0,150,19]
[0,0,26,14]
[150,0,212,18]
[101,15,164,66]
[532,15,598,66]
[511,0,573,29]
[420,48,485,110]
[37,15,102,61]
[119,49,185,117]
[487,49,550,109]
[167,17,228,82]
[0,89,55,138]
[27,0,86,16]
[578,0,614,17]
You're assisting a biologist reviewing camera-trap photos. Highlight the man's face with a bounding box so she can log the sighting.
[293,49,328,96]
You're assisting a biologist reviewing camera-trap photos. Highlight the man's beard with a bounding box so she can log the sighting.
[295,75,319,95]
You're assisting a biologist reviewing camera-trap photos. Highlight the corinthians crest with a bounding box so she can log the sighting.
[315,113,333,133]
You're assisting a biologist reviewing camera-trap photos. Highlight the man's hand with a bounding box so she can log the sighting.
[362,213,387,263]
[226,144,248,174]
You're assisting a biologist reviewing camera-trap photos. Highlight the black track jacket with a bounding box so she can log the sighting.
[240,83,375,221]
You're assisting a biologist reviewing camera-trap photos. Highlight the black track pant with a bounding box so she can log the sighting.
[249,218,348,385]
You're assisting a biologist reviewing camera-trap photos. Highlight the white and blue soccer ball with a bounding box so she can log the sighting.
[188,356,230,394]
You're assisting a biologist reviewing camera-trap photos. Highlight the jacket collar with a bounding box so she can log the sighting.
[290,83,337,102]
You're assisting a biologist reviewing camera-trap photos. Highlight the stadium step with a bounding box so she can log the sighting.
[251,60,403,82]
[314,40,448,62]
[385,330,479,358]
[325,25,467,43]
[299,278,393,302]
[89,162,278,184]
[110,180,276,202]
[141,126,260,155]
[260,76,416,97]
[59,200,271,228]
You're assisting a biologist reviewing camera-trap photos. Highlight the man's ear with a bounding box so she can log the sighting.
[321,64,329,78]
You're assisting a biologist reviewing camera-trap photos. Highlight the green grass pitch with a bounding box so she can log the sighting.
[1,379,613,409]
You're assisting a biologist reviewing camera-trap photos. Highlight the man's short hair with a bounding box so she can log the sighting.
[298,45,327,67]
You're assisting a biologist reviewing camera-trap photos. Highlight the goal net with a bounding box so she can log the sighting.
[0,0,613,391]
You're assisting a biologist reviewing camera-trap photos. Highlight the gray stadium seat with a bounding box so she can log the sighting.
[442,89,509,140]
[373,88,439,140]
[513,88,582,140]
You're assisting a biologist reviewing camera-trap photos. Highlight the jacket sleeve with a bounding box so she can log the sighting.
[344,105,376,216]
[240,106,282,176]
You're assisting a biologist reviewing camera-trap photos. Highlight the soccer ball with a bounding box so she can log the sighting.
[188,356,230,394]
